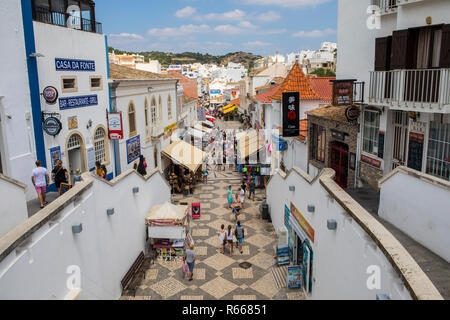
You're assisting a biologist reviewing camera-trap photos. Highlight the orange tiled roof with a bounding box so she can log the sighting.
[255,84,282,103]
[276,119,308,142]
[271,62,320,101]
[308,76,335,103]
[231,97,240,106]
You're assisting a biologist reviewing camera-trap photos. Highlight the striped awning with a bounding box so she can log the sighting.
[222,104,237,114]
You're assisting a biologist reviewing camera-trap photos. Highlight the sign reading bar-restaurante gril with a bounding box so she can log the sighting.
[282,92,300,137]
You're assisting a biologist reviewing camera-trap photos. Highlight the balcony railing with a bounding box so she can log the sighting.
[371,0,398,13]
[33,7,102,34]
[353,81,365,104]
[369,69,450,111]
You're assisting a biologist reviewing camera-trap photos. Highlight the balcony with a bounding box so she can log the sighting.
[33,7,103,34]
[369,69,450,112]
[371,0,398,14]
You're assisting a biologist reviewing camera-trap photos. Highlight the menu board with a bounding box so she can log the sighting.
[287,266,303,289]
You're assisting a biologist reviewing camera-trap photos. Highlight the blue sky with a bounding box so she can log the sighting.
[96,0,337,56]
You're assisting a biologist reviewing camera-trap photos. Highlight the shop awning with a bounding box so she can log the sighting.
[236,130,265,160]
[162,140,206,173]
[222,104,237,114]
[186,128,205,140]
[194,123,212,133]
[146,202,188,223]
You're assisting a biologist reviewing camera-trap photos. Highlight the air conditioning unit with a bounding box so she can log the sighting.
[277,226,288,246]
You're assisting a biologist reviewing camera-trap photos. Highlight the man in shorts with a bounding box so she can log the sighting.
[235,221,245,254]
[31,160,50,209]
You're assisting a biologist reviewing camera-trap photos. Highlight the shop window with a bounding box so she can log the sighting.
[93,127,107,163]
[151,97,157,125]
[90,76,102,90]
[168,95,173,120]
[128,102,137,137]
[426,122,449,181]
[61,76,77,93]
[311,124,326,163]
[362,110,380,156]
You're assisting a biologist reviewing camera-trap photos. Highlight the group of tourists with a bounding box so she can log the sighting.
[218,222,245,256]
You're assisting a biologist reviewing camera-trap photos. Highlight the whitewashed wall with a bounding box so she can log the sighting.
[282,139,309,173]
[0,0,37,200]
[0,176,28,238]
[0,169,170,300]
[266,167,434,300]
[379,168,450,263]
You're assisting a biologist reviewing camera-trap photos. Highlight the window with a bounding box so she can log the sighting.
[144,99,150,138]
[128,102,137,137]
[311,124,326,163]
[93,127,107,163]
[426,122,449,181]
[158,96,163,123]
[90,76,102,90]
[151,97,157,124]
[168,95,173,120]
[363,110,380,156]
[61,76,77,92]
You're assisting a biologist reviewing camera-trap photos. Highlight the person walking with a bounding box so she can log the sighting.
[137,155,147,176]
[232,193,242,222]
[227,185,233,208]
[51,160,69,195]
[239,185,246,209]
[235,221,245,254]
[248,179,256,201]
[183,244,196,281]
[226,225,234,257]
[202,168,208,184]
[31,160,50,209]
[218,224,226,254]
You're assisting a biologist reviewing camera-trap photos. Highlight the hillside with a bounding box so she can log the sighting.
[108,47,261,70]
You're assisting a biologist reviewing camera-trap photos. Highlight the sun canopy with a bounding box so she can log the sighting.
[186,128,206,140]
[162,140,206,173]
[146,202,188,226]
[236,130,265,160]
[222,104,237,114]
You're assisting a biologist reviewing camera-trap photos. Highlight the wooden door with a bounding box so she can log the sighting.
[330,142,349,189]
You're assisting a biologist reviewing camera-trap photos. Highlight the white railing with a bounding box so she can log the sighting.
[369,69,450,111]
[371,0,398,12]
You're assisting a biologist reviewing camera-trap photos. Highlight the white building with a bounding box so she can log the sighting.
[109,64,178,174]
[337,0,450,186]
[135,60,162,74]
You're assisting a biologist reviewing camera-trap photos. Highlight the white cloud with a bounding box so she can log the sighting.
[256,11,281,22]
[242,0,331,7]
[238,21,258,29]
[147,24,211,38]
[243,41,271,47]
[108,33,144,40]
[214,21,258,34]
[175,6,197,18]
[195,9,246,21]
[292,28,335,38]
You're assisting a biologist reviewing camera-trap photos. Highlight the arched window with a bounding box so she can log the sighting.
[94,127,107,163]
[144,98,150,137]
[151,97,157,125]
[168,95,173,120]
[128,102,136,136]
[158,95,163,123]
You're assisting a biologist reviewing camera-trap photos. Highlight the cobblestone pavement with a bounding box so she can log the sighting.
[121,168,305,300]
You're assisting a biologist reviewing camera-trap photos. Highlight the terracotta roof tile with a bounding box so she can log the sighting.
[306,104,359,122]
[271,62,321,101]
[308,76,335,103]
[255,84,282,103]
[109,63,168,80]
[231,97,240,106]
[167,71,199,99]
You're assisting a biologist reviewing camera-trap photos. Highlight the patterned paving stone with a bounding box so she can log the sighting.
[202,253,235,271]
[207,218,232,231]
[181,295,204,300]
[194,268,206,280]
[145,269,158,280]
[200,277,238,299]
[250,273,279,299]
[232,267,254,279]
[150,278,187,299]
[199,193,214,199]
[158,260,183,272]
[245,233,275,248]
[210,207,230,216]
[245,219,270,232]
[133,296,151,300]
[192,228,210,237]
[286,291,305,300]
[233,295,256,300]
[248,252,276,270]
[203,235,222,248]
[199,214,211,221]
[195,246,208,256]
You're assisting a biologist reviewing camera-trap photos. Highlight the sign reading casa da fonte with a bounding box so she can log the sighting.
[282,92,300,137]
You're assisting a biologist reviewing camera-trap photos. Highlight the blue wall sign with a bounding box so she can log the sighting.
[272,135,288,151]
[59,95,98,110]
[55,58,96,72]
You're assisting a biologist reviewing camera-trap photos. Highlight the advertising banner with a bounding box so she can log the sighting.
[290,202,315,243]
[50,146,61,169]
[282,92,300,137]
[108,112,124,140]
[126,135,141,164]
[287,266,303,289]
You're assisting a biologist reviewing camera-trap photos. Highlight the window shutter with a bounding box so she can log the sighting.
[390,30,414,70]
[440,24,450,68]
[375,36,392,71]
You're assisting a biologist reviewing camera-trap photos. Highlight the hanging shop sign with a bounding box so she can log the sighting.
[290,202,315,243]
[126,135,141,164]
[42,115,62,137]
[345,105,360,122]
[50,146,61,169]
[59,95,98,110]
[55,58,95,72]
[43,86,58,104]
[282,92,300,137]
[107,112,124,140]
[332,79,355,106]
[68,116,78,130]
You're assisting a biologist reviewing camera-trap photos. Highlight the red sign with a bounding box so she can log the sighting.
[361,155,381,168]
[107,112,124,140]
[192,203,201,219]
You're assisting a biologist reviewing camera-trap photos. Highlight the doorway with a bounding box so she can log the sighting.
[330,141,349,189]
[154,146,159,169]
[66,133,86,184]
[392,111,409,170]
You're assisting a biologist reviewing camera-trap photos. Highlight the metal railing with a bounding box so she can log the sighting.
[371,0,398,11]
[33,7,102,34]
[353,81,365,104]
[369,69,450,110]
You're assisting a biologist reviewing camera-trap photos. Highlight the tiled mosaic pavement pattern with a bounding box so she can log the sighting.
[122,168,304,300]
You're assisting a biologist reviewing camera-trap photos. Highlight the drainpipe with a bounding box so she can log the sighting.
[109,81,121,176]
